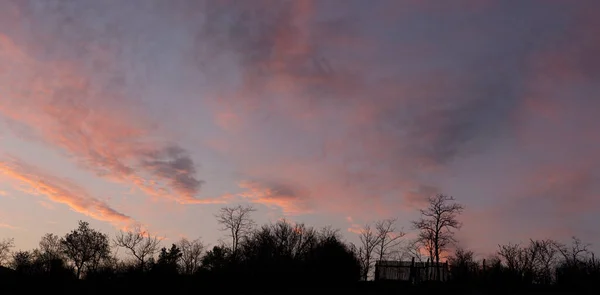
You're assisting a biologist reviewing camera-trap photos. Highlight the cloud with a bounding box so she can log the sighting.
[189,0,600,249]
[38,200,55,210]
[347,225,362,235]
[0,25,206,204]
[3,0,600,253]
[0,156,133,227]
[0,223,20,230]
[191,0,544,216]
[0,190,7,197]
[234,180,312,215]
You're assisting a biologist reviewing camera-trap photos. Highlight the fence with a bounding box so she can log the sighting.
[375,257,449,283]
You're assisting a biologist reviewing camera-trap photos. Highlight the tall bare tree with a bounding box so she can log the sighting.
[530,239,560,284]
[215,204,256,255]
[496,239,560,284]
[0,238,14,266]
[412,194,464,281]
[60,221,111,279]
[178,237,205,275]
[355,223,381,281]
[114,225,161,270]
[555,236,590,267]
[375,218,405,262]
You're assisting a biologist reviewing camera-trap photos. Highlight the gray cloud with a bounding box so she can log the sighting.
[140,145,204,200]
[0,1,206,203]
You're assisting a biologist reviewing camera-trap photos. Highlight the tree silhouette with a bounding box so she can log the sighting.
[307,228,361,284]
[412,194,464,281]
[155,244,182,275]
[375,218,405,262]
[355,223,380,281]
[556,236,590,267]
[404,238,427,262]
[177,237,205,275]
[448,247,478,284]
[215,205,256,257]
[10,250,34,275]
[201,245,230,272]
[36,233,67,274]
[114,225,161,271]
[0,238,14,266]
[60,221,110,279]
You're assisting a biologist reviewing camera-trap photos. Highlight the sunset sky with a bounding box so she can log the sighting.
[1,0,600,256]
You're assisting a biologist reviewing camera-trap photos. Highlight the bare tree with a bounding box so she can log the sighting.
[355,223,381,281]
[412,194,464,281]
[60,221,111,279]
[215,204,256,255]
[555,236,590,267]
[375,218,405,262]
[114,225,161,270]
[402,238,426,262]
[496,239,561,284]
[497,242,525,272]
[178,237,205,275]
[0,238,14,266]
[530,239,560,284]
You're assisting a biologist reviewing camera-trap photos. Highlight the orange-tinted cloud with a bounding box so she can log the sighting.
[4,0,600,255]
[0,156,133,227]
[189,0,600,253]
[0,29,207,204]
[0,223,20,230]
[234,180,312,215]
[193,0,544,219]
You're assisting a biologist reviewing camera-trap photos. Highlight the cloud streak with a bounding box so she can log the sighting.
[235,179,312,215]
[2,0,600,253]
[0,22,206,204]
[0,156,133,227]
[191,0,600,242]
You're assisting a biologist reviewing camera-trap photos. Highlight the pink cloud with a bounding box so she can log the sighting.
[0,156,133,228]
[0,31,207,205]
[0,223,19,230]
[190,1,600,253]
[234,180,313,215]
[37,200,55,210]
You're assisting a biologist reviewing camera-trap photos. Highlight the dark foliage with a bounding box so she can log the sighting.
[2,216,600,295]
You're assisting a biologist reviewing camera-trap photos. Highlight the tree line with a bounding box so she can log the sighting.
[0,195,599,294]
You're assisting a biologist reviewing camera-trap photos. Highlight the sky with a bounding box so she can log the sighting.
[1,0,600,257]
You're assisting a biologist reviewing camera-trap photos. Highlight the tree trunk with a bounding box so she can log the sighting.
[436,252,440,281]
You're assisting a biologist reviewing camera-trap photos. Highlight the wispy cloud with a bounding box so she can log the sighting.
[0,156,133,227]
[38,200,55,210]
[0,222,20,230]
[0,28,206,204]
[2,0,600,254]
[235,180,313,215]
[192,0,600,239]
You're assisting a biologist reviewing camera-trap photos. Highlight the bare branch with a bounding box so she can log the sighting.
[0,238,14,266]
[178,237,205,275]
[114,225,162,270]
[412,194,464,281]
[374,218,405,262]
[215,204,256,255]
[355,223,381,281]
